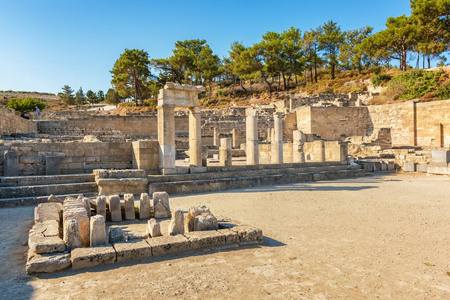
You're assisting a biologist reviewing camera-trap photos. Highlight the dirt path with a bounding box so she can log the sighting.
[0,173,449,299]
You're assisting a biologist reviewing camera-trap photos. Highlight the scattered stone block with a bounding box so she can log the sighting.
[153,191,170,208]
[168,209,184,236]
[64,219,81,251]
[63,208,90,247]
[114,240,152,263]
[184,230,226,249]
[81,196,91,218]
[416,164,428,173]
[230,226,263,243]
[29,234,66,254]
[139,193,151,219]
[146,235,190,256]
[107,195,122,222]
[30,220,59,237]
[26,252,71,274]
[403,162,416,172]
[194,213,218,231]
[154,202,170,219]
[124,193,136,220]
[48,194,63,204]
[90,215,106,247]
[185,205,211,232]
[96,196,106,219]
[71,246,117,270]
[35,203,62,223]
[146,218,161,238]
[108,225,125,243]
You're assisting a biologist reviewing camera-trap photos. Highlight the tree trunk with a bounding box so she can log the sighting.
[310,66,313,83]
[281,72,287,90]
[239,78,247,93]
[427,53,431,69]
[133,75,139,105]
[314,45,318,83]
[263,75,273,94]
[331,64,335,80]
[208,80,212,101]
[416,53,420,69]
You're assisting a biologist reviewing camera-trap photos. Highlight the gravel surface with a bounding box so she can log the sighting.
[0,173,449,299]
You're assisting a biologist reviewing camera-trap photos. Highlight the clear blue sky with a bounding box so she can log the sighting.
[0,0,416,94]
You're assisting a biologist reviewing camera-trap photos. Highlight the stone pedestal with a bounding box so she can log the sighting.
[107,195,121,222]
[271,112,283,164]
[3,150,19,177]
[157,105,176,174]
[124,194,135,220]
[189,107,202,167]
[45,156,61,175]
[132,140,159,172]
[219,138,232,166]
[213,128,219,147]
[246,109,259,165]
[339,142,348,165]
[95,196,106,219]
[90,215,106,247]
[293,130,305,163]
[232,129,239,149]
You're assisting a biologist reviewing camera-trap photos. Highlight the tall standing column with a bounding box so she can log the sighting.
[189,107,202,167]
[232,129,239,149]
[213,127,219,147]
[219,138,232,166]
[246,109,259,165]
[157,105,176,174]
[293,130,305,163]
[271,112,283,164]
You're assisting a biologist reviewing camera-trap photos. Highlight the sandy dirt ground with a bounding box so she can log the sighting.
[0,173,449,299]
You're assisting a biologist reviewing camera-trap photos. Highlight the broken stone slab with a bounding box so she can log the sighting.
[26,252,71,274]
[35,203,63,223]
[48,194,63,204]
[139,193,151,219]
[194,213,218,231]
[153,191,170,209]
[185,205,211,232]
[90,215,106,247]
[71,246,117,270]
[79,196,91,218]
[146,235,190,256]
[184,230,226,249]
[229,226,263,243]
[216,229,240,244]
[146,218,161,238]
[30,220,59,237]
[95,196,106,219]
[63,208,90,247]
[124,194,136,220]
[168,209,184,236]
[154,202,170,219]
[114,240,152,263]
[107,195,122,222]
[108,225,125,243]
[64,219,81,251]
[29,234,66,254]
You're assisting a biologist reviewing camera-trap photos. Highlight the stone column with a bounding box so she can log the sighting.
[339,142,348,165]
[189,107,202,167]
[313,140,326,162]
[271,112,283,164]
[293,130,306,163]
[266,128,271,142]
[3,150,19,177]
[213,127,219,147]
[246,109,259,165]
[90,215,106,247]
[232,129,238,149]
[219,138,232,166]
[157,105,176,174]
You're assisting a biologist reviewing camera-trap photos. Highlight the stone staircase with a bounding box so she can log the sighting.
[0,174,97,207]
[148,163,365,195]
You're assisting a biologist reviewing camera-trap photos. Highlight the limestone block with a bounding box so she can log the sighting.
[124,193,136,220]
[194,213,219,231]
[26,253,71,274]
[230,226,263,243]
[90,215,106,247]
[35,203,63,223]
[63,219,81,251]
[109,225,125,243]
[146,235,190,256]
[416,164,428,173]
[114,240,152,263]
[403,162,416,172]
[3,150,19,177]
[185,205,210,232]
[168,209,184,236]
[154,202,170,219]
[153,191,170,208]
[48,194,63,204]
[139,193,151,219]
[79,196,91,218]
[184,230,226,249]
[63,208,89,247]
[30,220,59,237]
[45,156,61,175]
[147,218,161,238]
[217,229,240,244]
[71,246,117,270]
[29,234,66,254]
[96,196,106,219]
[107,195,122,222]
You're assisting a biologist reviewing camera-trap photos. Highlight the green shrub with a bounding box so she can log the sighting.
[385,70,442,100]
[371,74,392,87]
[434,82,450,100]
[7,97,46,113]
[118,101,136,107]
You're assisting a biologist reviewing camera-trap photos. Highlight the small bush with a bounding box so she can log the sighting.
[371,74,392,87]
[118,101,136,107]
[434,82,450,100]
[7,97,46,113]
[384,70,442,100]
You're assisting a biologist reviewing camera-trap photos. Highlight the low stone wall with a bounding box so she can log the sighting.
[0,107,37,136]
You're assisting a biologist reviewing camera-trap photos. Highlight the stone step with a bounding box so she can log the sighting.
[0,174,95,187]
[149,167,365,195]
[0,192,98,208]
[0,182,97,200]
[148,164,359,183]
